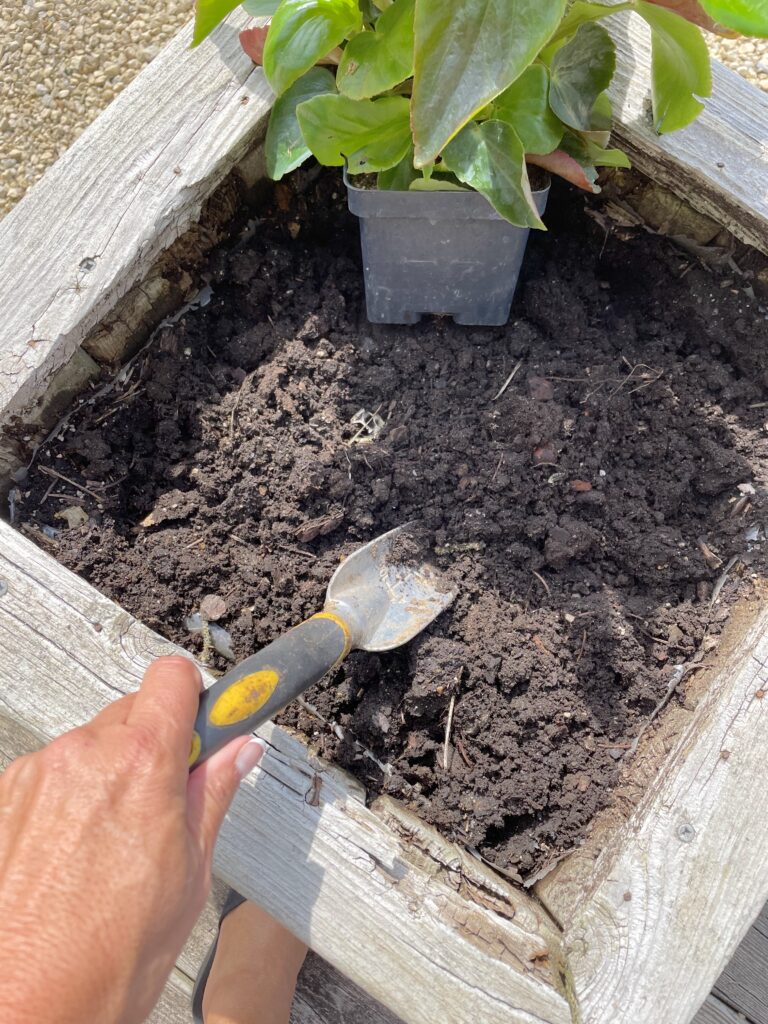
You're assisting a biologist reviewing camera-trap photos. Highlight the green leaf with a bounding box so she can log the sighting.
[242,0,281,14]
[549,22,616,131]
[377,145,418,188]
[561,130,630,171]
[337,0,414,99]
[263,0,363,95]
[547,0,631,48]
[579,90,612,146]
[265,67,337,179]
[636,1,712,132]
[699,0,768,36]
[492,65,563,155]
[412,0,567,167]
[441,119,544,228]
[296,93,411,171]
[192,0,241,45]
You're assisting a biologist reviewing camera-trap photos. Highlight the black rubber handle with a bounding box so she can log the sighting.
[189,612,351,769]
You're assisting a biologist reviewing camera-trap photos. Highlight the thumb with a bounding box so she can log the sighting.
[186,736,266,858]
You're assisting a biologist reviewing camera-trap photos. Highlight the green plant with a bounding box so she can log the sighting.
[194,0,768,228]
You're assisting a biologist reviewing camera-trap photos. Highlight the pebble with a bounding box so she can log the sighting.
[708,31,768,93]
[0,0,189,217]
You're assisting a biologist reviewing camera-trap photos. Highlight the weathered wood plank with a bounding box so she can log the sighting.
[609,10,768,253]
[0,12,272,429]
[0,520,570,1024]
[714,919,768,1024]
[752,900,768,941]
[693,995,750,1024]
[535,596,768,1024]
[0,709,46,770]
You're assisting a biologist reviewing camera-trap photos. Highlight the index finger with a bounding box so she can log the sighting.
[127,656,203,767]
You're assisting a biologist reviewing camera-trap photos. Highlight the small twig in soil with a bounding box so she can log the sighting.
[273,542,317,560]
[456,736,474,768]
[492,359,522,402]
[26,405,81,470]
[465,847,523,885]
[38,466,105,504]
[522,845,577,889]
[730,495,751,519]
[38,478,58,507]
[92,407,121,429]
[297,696,393,776]
[443,695,456,771]
[20,523,58,548]
[199,615,214,667]
[530,569,551,597]
[490,454,504,483]
[577,629,588,663]
[711,554,741,607]
[101,473,131,491]
[530,635,551,658]
[624,613,675,647]
[48,493,87,503]
[697,537,724,571]
[229,371,256,438]
[348,406,385,445]
[626,661,710,758]
[733,495,753,520]
[93,382,145,425]
[546,375,591,383]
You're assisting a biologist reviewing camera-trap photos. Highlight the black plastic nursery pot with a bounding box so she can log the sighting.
[345,172,550,327]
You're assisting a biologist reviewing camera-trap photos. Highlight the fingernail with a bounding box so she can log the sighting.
[235,737,267,779]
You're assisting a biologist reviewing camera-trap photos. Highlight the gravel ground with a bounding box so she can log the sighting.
[0,4,766,221]
[709,31,768,90]
[0,0,190,218]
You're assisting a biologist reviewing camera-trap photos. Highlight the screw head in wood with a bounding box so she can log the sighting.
[678,823,696,843]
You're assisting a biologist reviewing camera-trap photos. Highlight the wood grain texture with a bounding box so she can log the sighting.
[0,11,272,427]
[608,10,768,253]
[0,520,570,1024]
[753,901,768,940]
[535,596,768,1024]
[713,916,768,1024]
[692,996,750,1024]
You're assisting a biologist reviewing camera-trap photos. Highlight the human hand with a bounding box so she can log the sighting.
[0,656,265,1024]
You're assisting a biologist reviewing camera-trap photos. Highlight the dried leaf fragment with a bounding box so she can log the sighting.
[54,505,89,529]
[295,510,344,543]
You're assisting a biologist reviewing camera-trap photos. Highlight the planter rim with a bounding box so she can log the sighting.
[344,168,550,222]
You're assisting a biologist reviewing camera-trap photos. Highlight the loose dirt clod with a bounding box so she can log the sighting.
[200,594,227,621]
[14,170,768,877]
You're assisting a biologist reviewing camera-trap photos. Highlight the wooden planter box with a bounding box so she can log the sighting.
[2,12,768,1024]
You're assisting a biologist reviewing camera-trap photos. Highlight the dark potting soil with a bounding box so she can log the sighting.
[13,170,768,878]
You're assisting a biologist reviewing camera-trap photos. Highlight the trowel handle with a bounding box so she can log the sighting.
[188,612,352,769]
